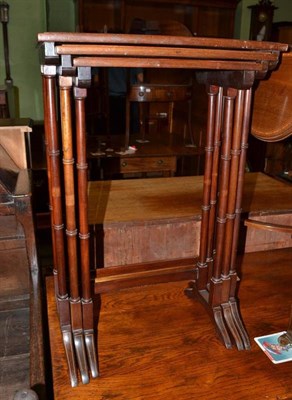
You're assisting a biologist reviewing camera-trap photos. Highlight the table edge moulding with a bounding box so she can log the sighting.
[37,32,289,387]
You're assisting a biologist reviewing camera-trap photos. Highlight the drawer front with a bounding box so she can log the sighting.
[129,85,192,102]
[120,156,176,173]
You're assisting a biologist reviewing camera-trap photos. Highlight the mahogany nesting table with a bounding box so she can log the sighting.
[38,32,288,387]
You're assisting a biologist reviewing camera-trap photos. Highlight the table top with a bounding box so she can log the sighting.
[38,32,288,51]
[88,172,292,225]
[38,32,288,76]
[46,247,292,400]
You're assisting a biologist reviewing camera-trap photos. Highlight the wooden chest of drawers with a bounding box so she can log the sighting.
[119,155,176,174]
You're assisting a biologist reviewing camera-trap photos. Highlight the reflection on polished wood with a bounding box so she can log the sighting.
[47,248,292,400]
[126,83,194,149]
[87,131,203,178]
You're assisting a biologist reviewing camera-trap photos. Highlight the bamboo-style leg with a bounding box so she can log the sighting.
[207,88,237,347]
[42,75,59,304]
[59,76,90,384]
[220,89,245,299]
[217,89,246,350]
[42,74,78,387]
[75,86,99,379]
[209,88,236,303]
[197,85,219,290]
[206,86,223,283]
[229,88,252,287]
[227,88,253,350]
[186,86,251,349]
[185,85,232,348]
[210,88,249,350]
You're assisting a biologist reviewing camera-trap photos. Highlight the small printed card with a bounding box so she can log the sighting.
[254,331,292,364]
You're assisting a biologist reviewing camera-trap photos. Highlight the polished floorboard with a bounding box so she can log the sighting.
[47,248,292,400]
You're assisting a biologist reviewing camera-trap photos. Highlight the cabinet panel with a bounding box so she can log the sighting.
[196,7,236,38]
[80,1,119,32]
[78,0,239,38]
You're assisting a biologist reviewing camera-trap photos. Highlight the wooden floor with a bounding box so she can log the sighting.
[47,247,292,400]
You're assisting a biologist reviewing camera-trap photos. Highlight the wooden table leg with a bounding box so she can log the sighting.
[42,74,78,387]
[74,86,99,379]
[225,88,252,350]
[218,88,248,350]
[59,76,89,384]
[186,84,252,350]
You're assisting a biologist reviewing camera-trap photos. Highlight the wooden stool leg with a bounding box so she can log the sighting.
[59,77,89,385]
[75,86,99,379]
[42,74,78,387]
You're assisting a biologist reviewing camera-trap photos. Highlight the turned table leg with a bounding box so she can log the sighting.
[42,74,78,386]
[74,86,99,379]
[186,85,253,351]
[59,76,89,384]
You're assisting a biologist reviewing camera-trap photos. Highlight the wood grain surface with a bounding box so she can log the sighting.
[47,247,292,400]
[251,52,292,142]
[88,173,292,225]
[88,173,292,266]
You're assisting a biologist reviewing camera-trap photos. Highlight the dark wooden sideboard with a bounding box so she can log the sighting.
[77,0,239,37]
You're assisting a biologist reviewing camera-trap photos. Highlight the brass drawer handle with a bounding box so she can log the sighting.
[121,161,128,167]
[157,159,164,165]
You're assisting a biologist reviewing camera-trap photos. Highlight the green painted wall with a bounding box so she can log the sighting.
[0,0,76,121]
[46,0,76,32]
[0,0,46,120]
[235,0,292,39]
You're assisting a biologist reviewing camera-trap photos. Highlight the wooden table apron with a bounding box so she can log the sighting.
[38,32,288,387]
